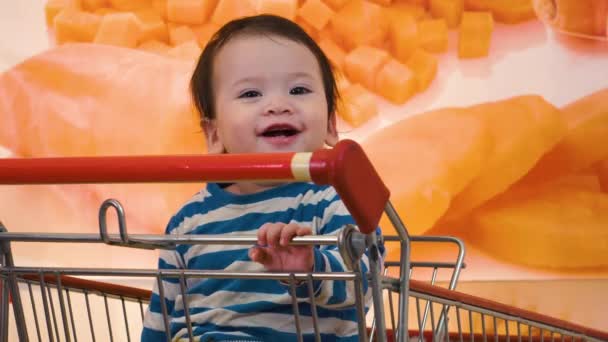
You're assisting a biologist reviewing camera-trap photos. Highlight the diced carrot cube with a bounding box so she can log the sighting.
[81,0,109,11]
[108,0,149,10]
[257,0,298,20]
[330,0,389,50]
[458,11,493,58]
[376,59,417,104]
[297,0,334,30]
[94,12,142,48]
[323,0,349,10]
[429,0,464,28]
[135,8,169,43]
[417,18,448,53]
[389,13,419,63]
[138,39,172,54]
[385,2,427,21]
[344,45,390,91]
[406,49,437,91]
[489,0,536,24]
[152,0,168,19]
[169,25,198,46]
[167,40,202,60]
[405,0,429,7]
[167,0,218,25]
[191,22,220,47]
[45,0,79,27]
[54,9,102,44]
[338,84,378,127]
[211,0,257,26]
[318,37,346,70]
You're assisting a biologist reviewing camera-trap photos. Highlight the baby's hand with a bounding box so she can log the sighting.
[248,222,314,273]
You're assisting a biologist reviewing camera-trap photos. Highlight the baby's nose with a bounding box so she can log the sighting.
[264,97,294,115]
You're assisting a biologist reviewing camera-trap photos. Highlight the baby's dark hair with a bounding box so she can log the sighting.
[190,14,339,125]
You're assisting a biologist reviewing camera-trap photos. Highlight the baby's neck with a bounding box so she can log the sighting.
[225,182,286,195]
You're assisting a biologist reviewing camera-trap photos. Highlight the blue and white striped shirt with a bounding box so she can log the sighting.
[141,182,384,341]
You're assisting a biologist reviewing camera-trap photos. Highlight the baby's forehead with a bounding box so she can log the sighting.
[212,34,324,84]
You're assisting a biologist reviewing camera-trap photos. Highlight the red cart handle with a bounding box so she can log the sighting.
[0,140,389,234]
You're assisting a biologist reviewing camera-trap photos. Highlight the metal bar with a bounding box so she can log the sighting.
[138,299,144,322]
[66,289,78,342]
[416,298,423,342]
[0,275,9,342]
[306,275,321,342]
[494,316,499,342]
[1,267,358,281]
[388,289,396,333]
[469,311,474,342]
[27,282,43,342]
[156,274,171,342]
[55,274,72,342]
[121,297,131,342]
[0,228,29,342]
[38,274,54,342]
[384,202,410,342]
[0,232,339,245]
[289,275,304,342]
[368,232,386,342]
[481,313,487,342]
[178,273,194,341]
[456,307,463,342]
[104,294,114,342]
[84,291,96,342]
[46,285,60,342]
[353,272,368,342]
[430,301,437,342]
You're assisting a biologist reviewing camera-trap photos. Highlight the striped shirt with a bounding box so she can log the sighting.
[141,182,384,342]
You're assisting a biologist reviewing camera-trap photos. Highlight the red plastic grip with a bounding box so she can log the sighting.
[0,153,296,184]
[310,140,390,234]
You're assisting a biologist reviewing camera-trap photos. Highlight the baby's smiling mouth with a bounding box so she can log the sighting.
[259,124,301,138]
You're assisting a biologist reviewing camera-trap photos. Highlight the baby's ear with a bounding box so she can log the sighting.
[202,119,225,154]
[325,113,339,147]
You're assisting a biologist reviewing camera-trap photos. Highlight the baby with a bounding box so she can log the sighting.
[141,14,384,342]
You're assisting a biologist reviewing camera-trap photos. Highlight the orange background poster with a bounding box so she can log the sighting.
[0,0,606,331]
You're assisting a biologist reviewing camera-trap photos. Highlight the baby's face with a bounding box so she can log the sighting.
[206,34,337,154]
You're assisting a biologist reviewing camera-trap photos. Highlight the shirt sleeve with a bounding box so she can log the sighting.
[141,215,185,341]
[309,189,385,309]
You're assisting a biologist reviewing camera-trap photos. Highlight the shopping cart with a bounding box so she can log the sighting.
[1,140,607,342]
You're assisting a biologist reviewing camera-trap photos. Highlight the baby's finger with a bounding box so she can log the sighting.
[257,223,274,247]
[280,223,299,247]
[249,247,268,264]
[295,226,312,236]
[266,223,284,247]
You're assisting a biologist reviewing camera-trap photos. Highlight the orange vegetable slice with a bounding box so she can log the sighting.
[138,39,172,54]
[442,95,567,222]
[533,0,608,37]
[468,186,608,269]
[167,40,202,60]
[45,0,79,27]
[363,107,489,238]
[108,0,149,11]
[517,88,608,186]
[466,0,537,24]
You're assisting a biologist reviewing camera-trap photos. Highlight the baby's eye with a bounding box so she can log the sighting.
[238,90,261,99]
[290,86,311,95]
